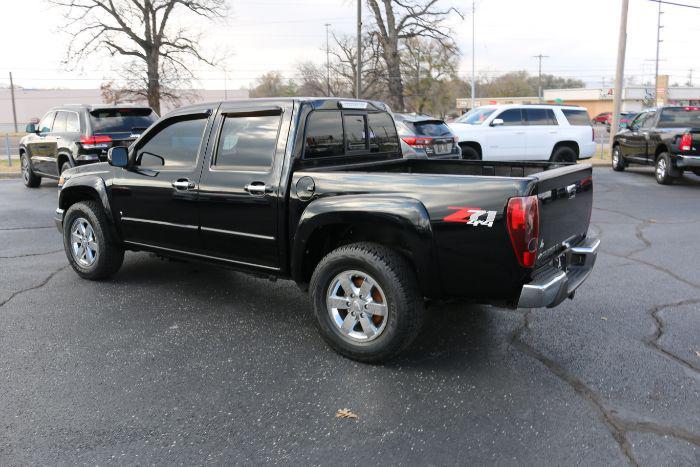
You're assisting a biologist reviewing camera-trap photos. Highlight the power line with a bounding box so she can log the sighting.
[647,0,700,9]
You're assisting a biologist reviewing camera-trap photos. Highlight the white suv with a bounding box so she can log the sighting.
[448,104,595,162]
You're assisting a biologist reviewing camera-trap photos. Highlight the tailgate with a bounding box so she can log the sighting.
[533,164,593,267]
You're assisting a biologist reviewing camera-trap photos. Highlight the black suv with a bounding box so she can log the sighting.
[19,104,157,187]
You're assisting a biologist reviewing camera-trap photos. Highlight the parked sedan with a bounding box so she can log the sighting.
[605,112,637,133]
[394,113,461,159]
[591,112,611,125]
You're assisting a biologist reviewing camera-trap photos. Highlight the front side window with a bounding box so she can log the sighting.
[52,112,68,132]
[214,112,281,170]
[629,112,646,130]
[305,111,344,158]
[368,112,399,153]
[136,116,207,168]
[496,109,524,126]
[641,111,657,129]
[38,112,55,133]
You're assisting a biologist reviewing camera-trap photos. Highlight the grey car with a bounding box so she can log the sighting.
[393,113,461,159]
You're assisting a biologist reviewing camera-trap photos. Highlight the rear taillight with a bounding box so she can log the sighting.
[402,136,433,147]
[680,133,692,152]
[506,195,540,268]
[80,135,112,149]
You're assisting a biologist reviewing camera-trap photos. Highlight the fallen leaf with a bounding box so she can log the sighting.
[336,408,358,420]
[649,219,657,224]
[601,316,608,321]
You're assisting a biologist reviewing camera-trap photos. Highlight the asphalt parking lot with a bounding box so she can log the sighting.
[0,167,698,465]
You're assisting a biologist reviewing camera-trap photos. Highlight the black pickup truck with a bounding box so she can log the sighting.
[611,106,700,184]
[55,98,599,362]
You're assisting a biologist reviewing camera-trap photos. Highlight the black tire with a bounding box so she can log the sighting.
[460,145,480,160]
[60,161,71,174]
[655,153,676,185]
[63,200,124,280]
[309,242,425,363]
[550,146,577,163]
[20,153,41,188]
[611,145,626,171]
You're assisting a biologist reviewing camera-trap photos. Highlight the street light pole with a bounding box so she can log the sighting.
[470,0,476,109]
[610,0,629,146]
[533,54,549,102]
[356,0,362,99]
[654,0,663,103]
[325,23,331,96]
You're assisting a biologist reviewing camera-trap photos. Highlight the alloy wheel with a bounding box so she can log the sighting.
[21,156,29,183]
[326,270,388,342]
[656,158,667,180]
[70,217,98,267]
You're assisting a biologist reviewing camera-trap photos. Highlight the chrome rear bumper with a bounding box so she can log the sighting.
[517,237,600,308]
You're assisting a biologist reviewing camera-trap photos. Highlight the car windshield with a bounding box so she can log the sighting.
[89,108,157,134]
[657,107,700,128]
[454,107,496,125]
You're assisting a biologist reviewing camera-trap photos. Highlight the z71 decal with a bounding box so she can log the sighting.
[443,207,497,227]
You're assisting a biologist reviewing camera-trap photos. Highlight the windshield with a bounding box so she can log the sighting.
[89,108,157,134]
[657,107,700,128]
[454,107,496,125]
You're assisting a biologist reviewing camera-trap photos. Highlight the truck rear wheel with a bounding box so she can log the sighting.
[309,242,425,363]
[655,153,676,185]
[63,201,124,280]
[551,146,577,163]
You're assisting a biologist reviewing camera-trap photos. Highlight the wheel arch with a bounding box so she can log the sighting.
[654,143,671,159]
[59,176,118,238]
[551,140,580,157]
[291,195,440,297]
[56,151,74,172]
[458,141,483,159]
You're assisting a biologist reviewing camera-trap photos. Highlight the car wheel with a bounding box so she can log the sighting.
[611,146,626,171]
[60,161,71,174]
[655,153,675,185]
[63,200,124,280]
[20,153,41,188]
[460,145,480,160]
[309,242,425,363]
[550,146,577,163]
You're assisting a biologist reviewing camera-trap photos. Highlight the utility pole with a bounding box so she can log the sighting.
[610,0,629,145]
[533,54,549,102]
[356,0,361,99]
[9,72,18,133]
[654,0,663,102]
[470,0,476,109]
[688,68,693,87]
[325,23,331,96]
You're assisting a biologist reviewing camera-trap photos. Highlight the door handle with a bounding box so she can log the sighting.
[55,136,62,140]
[244,181,273,195]
[171,179,195,190]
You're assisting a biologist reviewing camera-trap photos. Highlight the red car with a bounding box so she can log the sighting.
[591,112,612,124]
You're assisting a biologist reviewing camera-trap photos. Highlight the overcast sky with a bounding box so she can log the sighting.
[2,0,700,91]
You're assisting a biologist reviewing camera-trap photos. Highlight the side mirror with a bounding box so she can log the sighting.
[25,123,37,134]
[107,146,129,167]
[491,118,504,127]
[626,123,635,131]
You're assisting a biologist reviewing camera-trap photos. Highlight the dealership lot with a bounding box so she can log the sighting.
[0,168,698,464]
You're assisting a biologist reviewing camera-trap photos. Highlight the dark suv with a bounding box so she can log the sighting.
[19,104,157,187]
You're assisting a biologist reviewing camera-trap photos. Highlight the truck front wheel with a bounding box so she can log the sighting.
[309,242,425,363]
[63,201,124,280]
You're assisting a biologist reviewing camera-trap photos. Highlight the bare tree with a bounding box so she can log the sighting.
[328,33,386,100]
[365,0,460,111]
[50,0,227,114]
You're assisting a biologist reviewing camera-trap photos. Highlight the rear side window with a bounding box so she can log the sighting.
[368,112,399,153]
[413,121,452,136]
[66,112,80,132]
[305,111,344,158]
[90,108,157,134]
[525,108,557,126]
[53,112,68,132]
[136,116,207,168]
[562,109,591,126]
[496,109,524,126]
[214,112,281,170]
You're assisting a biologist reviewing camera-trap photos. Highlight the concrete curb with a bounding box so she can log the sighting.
[0,172,22,179]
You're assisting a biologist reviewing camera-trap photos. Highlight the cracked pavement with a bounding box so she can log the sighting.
[0,167,699,465]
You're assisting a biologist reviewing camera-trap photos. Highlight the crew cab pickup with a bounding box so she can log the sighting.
[55,98,599,362]
[612,106,700,184]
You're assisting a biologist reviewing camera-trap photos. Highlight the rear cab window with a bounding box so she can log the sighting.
[561,109,592,126]
[90,108,157,134]
[657,107,700,128]
[304,109,399,162]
